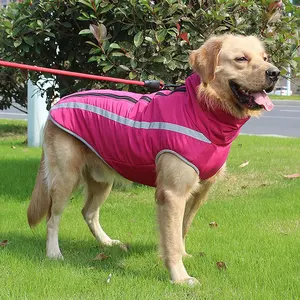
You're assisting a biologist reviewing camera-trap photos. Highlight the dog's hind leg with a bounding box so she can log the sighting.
[44,121,84,259]
[156,153,199,285]
[46,173,77,259]
[82,177,121,247]
[46,168,80,259]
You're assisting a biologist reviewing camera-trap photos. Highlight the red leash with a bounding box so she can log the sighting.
[0,59,164,90]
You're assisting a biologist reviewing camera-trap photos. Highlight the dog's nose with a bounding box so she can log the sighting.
[266,67,280,81]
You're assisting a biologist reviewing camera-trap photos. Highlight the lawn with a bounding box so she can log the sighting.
[0,119,300,300]
[270,95,300,100]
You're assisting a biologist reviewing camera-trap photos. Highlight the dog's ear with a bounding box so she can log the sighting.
[189,36,224,84]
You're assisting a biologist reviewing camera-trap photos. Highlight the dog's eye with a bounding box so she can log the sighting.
[235,57,248,62]
[263,56,268,61]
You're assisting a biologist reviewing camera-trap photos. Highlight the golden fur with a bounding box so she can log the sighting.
[190,35,276,119]
[27,34,279,285]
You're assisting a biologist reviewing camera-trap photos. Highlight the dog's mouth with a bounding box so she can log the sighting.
[229,81,274,111]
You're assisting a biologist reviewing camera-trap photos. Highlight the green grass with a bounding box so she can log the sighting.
[270,95,300,100]
[1,119,300,299]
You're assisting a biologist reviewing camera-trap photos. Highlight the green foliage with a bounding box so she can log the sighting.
[0,0,299,109]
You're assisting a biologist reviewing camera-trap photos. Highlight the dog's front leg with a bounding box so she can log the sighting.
[182,181,213,257]
[156,153,199,285]
[182,165,225,257]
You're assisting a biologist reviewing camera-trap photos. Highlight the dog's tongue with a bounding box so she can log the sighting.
[252,91,274,111]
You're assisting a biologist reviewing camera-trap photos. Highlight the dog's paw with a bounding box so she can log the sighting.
[119,243,130,252]
[111,239,122,245]
[172,277,200,286]
[111,240,129,252]
[102,239,129,251]
[184,277,200,286]
[102,239,121,247]
[47,252,64,260]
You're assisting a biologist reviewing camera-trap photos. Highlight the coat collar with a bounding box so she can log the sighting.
[185,73,250,146]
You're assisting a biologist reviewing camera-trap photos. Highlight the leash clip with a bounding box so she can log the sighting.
[144,80,164,91]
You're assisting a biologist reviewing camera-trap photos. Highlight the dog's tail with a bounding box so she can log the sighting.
[27,150,51,227]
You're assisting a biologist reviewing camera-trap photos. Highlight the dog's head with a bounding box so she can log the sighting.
[189,34,279,118]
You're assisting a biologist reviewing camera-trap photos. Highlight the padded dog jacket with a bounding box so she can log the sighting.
[50,73,249,186]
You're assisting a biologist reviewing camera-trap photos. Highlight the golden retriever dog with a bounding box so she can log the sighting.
[27,34,279,285]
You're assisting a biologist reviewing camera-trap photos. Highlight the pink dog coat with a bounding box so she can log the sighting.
[50,73,249,186]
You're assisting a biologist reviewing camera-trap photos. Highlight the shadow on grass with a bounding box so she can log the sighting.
[0,158,39,200]
[3,231,159,280]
